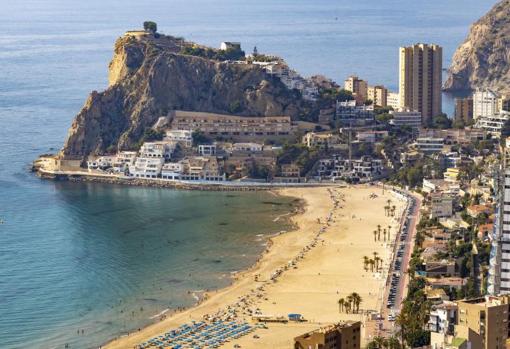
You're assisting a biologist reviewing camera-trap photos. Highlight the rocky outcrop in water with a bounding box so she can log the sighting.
[61,33,307,159]
[444,0,510,93]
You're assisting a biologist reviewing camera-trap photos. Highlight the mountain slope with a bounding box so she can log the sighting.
[444,0,510,93]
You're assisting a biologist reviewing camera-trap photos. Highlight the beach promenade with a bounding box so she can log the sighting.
[103,185,407,349]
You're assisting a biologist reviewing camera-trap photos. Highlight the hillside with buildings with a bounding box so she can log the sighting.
[444,0,510,94]
[61,28,315,159]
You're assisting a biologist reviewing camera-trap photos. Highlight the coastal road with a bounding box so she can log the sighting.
[375,188,421,336]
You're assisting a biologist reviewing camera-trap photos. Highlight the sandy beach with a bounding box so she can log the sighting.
[103,185,407,349]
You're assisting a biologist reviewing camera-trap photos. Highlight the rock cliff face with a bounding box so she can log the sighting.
[62,34,306,159]
[444,0,510,93]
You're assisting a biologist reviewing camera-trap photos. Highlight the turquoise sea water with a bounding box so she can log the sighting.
[0,1,495,348]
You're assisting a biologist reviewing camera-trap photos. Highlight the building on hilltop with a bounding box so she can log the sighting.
[335,100,374,126]
[294,321,361,349]
[220,42,241,51]
[367,85,388,107]
[169,110,293,141]
[399,43,442,125]
[344,76,368,104]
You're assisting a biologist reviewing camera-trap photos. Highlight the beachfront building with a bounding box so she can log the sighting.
[399,43,442,125]
[128,157,165,178]
[112,151,137,173]
[87,155,116,171]
[165,129,193,148]
[161,162,183,180]
[390,110,422,129]
[179,156,226,181]
[294,321,361,349]
[170,110,293,141]
[317,155,384,182]
[139,141,174,159]
[335,100,374,126]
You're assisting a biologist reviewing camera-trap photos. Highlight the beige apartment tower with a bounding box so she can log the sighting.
[399,43,443,125]
[455,296,510,349]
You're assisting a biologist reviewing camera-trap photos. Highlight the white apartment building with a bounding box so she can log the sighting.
[139,141,174,159]
[475,111,510,137]
[428,302,458,349]
[198,144,217,156]
[129,157,164,178]
[390,110,422,129]
[165,129,193,148]
[112,151,137,172]
[416,137,444,153]
[317,155,384,182]
[232,143,263,152]
[161,162,183,180]
[387,92,400,110]
[87,155,116,170]
[473,89,500,120]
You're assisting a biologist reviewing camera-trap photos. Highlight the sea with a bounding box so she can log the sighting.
[0,0,496,348]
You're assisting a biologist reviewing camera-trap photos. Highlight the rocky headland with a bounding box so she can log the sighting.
[444,0,510,94]
[62,32,312,160]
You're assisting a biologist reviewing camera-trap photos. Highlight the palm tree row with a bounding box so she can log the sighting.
[383,199,397,217]
[363,252,383,272]
[373,224,391,242]
[337,292,362,314]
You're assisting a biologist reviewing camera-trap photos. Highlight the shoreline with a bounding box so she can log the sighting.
[34,166,345,192]
[98,188,304,348]
[101,185,407,349]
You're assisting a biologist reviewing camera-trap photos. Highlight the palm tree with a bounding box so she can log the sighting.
[344,302,351,314]
[369,259,375,272]
[378,229,381,241]
[346,294,354,313]
[373,230,377,242]
[387,225,391,238]
[384,205,389,216]
[350,292,362,313]
[391,205,396,217]
[338,298,345,313]
[363,256,369,271]
[377,225,381,240]
[373,336,387,349]
[386,336,400,349]
[383,228,387,242]
[396,312,407,348]
[374,256,380,271]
